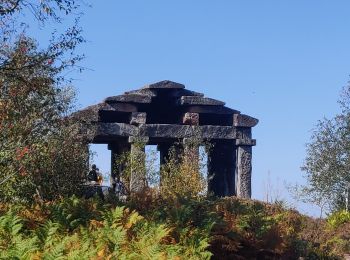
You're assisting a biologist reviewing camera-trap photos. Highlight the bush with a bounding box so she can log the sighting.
[327,210,350,229]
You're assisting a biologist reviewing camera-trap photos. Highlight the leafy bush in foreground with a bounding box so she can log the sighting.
[0,195,349,259]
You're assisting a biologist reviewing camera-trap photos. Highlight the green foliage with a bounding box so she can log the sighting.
[0,0,86,203]
[327,210,350,229]
[0,196,349,259]
[0,37,89,202]
[299,84,350,211]
[0,211,38,259]
[0,197,214,259]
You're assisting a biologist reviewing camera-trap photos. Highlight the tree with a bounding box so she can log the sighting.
[299,84,350,212]
[0,1,88,202]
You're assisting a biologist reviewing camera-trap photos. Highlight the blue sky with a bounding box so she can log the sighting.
[31,1,350,216]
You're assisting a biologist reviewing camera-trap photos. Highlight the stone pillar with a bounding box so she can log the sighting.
[158,143,173,167]
[235,139,255,199]
[183,137,199,166]
[108,142,130,190]
[129,136,149,193]
[182,112,200,166]
[207,140,236,197]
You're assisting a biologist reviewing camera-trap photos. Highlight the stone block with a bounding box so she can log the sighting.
[182,112,199,125]
[235,139,256,146]
[233,114,259,127]
[128,136,149,144]
[143,80,185,89]
[104,94,152,104]
[179,96,225,106]
[130,112,147,125]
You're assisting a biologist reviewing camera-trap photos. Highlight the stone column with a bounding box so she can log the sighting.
[183,137,199,167]
[207,140,236,197]
[129,136,149,193]
[233,114,258,199]
[108,142,130,190]
[235,139,255,199]
[158,143,173,167]
[182,112,200,166]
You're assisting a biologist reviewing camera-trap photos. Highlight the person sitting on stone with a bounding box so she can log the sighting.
[87,164,98,182]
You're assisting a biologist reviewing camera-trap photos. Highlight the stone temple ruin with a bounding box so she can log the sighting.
[77,80,258,198]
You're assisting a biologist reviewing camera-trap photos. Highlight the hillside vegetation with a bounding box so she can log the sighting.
[1,195,349,259]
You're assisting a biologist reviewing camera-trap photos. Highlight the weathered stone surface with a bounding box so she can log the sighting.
[183,112,199,125]
[143,80,185,89]
[110,142,130,188]
[178,96,225,106]
[235,139,256,146]
[95,123,245,140]
[236,146,252,198]
[96,123,138,137]
[104,94,152,104]
[233,114,259,127]
[128,136,149,144]
[72,103,115,122]
[124,88,157,97]
[130,112,147,125]
[129,142,147,193]
[236,128,252,140]
[170,89,204,98]
[75,80,258,199]
[108,103,138,112]
[186,105,240,115]
[139,124,238,139]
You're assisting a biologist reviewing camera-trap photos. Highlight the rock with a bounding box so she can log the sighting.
[178,96,225,106]
[233,114,259,127]
[105,94,152,104]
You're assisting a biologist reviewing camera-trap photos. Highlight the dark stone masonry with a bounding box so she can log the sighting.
[76,80,258,198]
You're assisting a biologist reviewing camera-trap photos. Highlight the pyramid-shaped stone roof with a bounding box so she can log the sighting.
[75,80,258,144]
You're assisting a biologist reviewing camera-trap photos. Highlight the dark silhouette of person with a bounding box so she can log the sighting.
[85,164,104,200]
[87,164,98,182]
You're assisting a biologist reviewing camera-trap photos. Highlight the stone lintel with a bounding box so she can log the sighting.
[128,136,149,144]
[96,123,138,137]
[139,124,237,139]
[95,123,243,140]
[130,112,147,125]
[233,114,259,127]
[183,112,199,125]
[104,94,152,104]
[236,139,256,146]
[186,105,240,115]
[178,96,225,106]
[143,80,185,89]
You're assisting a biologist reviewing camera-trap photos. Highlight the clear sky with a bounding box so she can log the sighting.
[33,1,350,216]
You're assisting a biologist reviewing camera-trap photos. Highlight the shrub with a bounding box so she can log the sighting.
[327,210,350,229]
